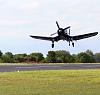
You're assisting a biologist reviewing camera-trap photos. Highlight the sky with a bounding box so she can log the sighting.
[0,0,100,56]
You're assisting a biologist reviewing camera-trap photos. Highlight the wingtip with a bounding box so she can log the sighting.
[29,35,32,37]
[95,32,98,35]
[93,32,98,35]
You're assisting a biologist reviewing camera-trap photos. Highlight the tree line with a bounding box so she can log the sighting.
[0,50,100,63]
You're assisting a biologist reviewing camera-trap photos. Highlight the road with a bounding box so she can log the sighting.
[0,64,100,72]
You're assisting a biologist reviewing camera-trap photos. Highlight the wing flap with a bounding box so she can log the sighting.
[72,32,98,40]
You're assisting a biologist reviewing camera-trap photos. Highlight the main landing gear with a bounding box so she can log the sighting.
[72,42,74,47]
[52,41,54,48]
[69,41,74,47]
[52,43,54,48]
[69,41,70,46]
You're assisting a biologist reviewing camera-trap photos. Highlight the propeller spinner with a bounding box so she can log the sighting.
[50,21,71,36]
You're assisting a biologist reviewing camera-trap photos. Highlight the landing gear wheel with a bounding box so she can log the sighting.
[69,41,70,46]
[72,42,74,47]
[52,43,54,48]
[52,40,54,48]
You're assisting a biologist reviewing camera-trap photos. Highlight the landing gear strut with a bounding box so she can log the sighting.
[52,41,54,48]
[69,41,70,46]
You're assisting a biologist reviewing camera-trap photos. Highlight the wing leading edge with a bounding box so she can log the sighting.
[72,32,98,41]
[30,35,54,41]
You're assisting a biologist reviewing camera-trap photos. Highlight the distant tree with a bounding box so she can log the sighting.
[29,53,44,62]
[0,50,98,63]
[14,54,27,63]
[46,51,56,63]
[94,53,100,63]
[76,52,95,63]
[2,52,14,63]
[85,50,95,63]
[0,50,3,63]
[70,54,77,63]
[0,50,3,58]
[46,50,72,63]
[55,50,71,63]
[86,50,94,56]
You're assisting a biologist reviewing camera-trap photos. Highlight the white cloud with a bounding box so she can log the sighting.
[21,1,39,11]
[0,0,40,27]
[0,0,39,10]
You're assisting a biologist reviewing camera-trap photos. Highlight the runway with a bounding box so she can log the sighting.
[0,64,100,72]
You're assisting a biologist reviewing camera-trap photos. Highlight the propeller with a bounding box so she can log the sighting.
[64,26,70,30]
[50,32,57,36]
[51,21,71,36]
[56,21,60,29]
[50,21,60,36]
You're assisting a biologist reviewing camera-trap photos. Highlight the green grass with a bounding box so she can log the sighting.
[0,70,100,95]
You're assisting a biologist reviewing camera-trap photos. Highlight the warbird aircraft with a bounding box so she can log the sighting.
[30,21,98,48]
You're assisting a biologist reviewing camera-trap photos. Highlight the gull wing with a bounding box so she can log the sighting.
[72,32,98,41]
[30,35,54,41]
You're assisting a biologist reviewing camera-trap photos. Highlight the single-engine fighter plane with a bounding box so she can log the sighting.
[30,21,98,48]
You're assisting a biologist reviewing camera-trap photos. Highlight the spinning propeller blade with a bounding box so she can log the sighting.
[64,26,70,30]
[50,32,57,36]
[51,21,60,36]
[56,21,60,29]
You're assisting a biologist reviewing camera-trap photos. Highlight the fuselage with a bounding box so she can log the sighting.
[57,29,71,42]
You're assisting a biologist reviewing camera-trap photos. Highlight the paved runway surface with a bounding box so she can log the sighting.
[0,64,100,72]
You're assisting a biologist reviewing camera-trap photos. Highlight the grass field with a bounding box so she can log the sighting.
[0,70,100,95]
